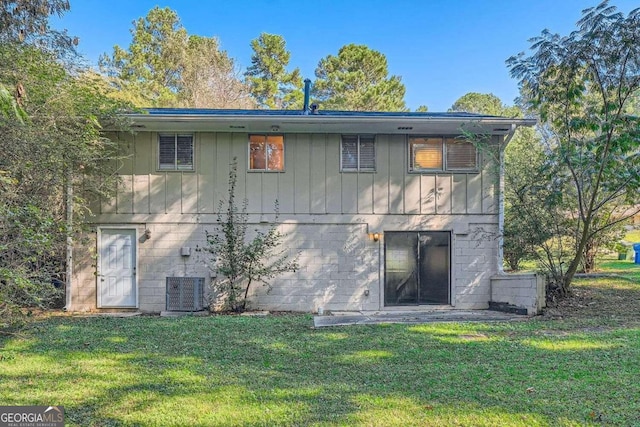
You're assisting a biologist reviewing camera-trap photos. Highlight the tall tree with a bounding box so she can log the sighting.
[100,7,249,109]
[99,6,187,107]
[507,1,640,295]
[313,44,406,111]
[245,33,302,109]
[180,35,254,109]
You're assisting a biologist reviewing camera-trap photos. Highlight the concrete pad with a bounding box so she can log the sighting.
[313,310,527,327]
[160,310,209,317]
[77,312,142,318]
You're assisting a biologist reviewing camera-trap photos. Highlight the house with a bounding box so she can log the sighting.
[69,103,544,315]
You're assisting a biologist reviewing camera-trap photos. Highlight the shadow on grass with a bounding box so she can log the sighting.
[1,314,640,426]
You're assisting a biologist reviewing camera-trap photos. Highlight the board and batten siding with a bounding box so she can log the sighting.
[100,132,499,217]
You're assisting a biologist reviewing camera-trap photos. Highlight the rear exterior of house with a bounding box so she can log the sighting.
[70,108,543,314]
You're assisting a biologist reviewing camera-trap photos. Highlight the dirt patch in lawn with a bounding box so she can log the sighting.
[542,275,640,325]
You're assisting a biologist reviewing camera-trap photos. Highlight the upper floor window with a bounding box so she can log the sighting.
[409,137,477,172]
[249,135,284,171]
[341,135,375,172]
[158,134,194,171]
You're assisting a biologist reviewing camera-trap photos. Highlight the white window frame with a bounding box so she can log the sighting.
[340,135,376,172]
[158,133,194,171]
[248,134,285,172]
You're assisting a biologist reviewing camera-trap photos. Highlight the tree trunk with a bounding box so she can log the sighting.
[241,278,253,312]
[562,219,593,295]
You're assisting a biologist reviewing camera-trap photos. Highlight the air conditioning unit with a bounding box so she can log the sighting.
[166,277,205,311]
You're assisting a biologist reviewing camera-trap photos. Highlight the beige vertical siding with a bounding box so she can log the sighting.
[104,132,500,217]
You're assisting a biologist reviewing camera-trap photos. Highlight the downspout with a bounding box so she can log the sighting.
[497,124,517,274]
[302,79,311,114]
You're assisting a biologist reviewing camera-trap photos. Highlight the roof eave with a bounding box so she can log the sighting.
[120,112,536,136]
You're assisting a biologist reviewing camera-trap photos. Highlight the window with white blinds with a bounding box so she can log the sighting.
[158,134,194,171]
[445,138,477,170]
[409,136,477,172]
[341,135,375,172]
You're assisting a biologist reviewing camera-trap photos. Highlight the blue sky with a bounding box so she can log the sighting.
[53,0,637,111]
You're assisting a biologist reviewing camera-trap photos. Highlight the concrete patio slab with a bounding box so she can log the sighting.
[313,309,527,327]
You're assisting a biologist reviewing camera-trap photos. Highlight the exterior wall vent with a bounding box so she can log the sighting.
[166,277,205,311]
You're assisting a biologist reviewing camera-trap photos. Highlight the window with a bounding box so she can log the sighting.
[409,137,442,170]
[445,138,477,170]
[341,135,375,172]
[249,135,284,171]
[158,134,194,171]
[409,137,477,172]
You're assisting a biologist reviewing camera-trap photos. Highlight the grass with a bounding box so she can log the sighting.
[623,229,640,243]
[1,265,639,426]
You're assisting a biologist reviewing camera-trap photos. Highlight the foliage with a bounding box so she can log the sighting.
[99,6,252,109]
[507,1,640,296]
[2,264,640,425]
[1,2,129,331]
[415,104,429,112]
[245,32,302,109]
[0,82,27,121]
[502,125,550,271]
[313,44,407,111]
[449,92,520,117]
[0,0,75,55]
[98,6,186,107]
[204,158,298,312]
[449,92,547,271]
[580,214,627,271]
[180,35,254,108]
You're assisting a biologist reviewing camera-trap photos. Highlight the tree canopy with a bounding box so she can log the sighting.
[245,33,302,109]
[449,92,520,117]
[180,35,253,108]
[507,0,640,294]
[99,6,187,107]
[313,44,407,111]
[99,6,252,108]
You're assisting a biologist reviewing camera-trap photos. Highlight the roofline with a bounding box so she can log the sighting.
[125,109,536,126]
[118,109,536,136]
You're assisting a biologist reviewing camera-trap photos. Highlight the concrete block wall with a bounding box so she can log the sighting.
[137,223,210,313]
[73,217,502,313]
[451,225,499,310]
[490,273,546,315]
[249,223,380,312]
[71,232,98,311]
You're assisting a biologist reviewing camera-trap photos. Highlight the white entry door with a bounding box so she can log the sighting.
[98,228,137,308]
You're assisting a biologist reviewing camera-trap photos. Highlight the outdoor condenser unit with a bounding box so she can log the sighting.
[166,277,205,311]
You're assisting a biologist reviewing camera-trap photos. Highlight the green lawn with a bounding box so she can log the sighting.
[1,267,640,426]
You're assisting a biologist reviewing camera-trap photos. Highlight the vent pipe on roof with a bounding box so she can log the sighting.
[303,78,311,114]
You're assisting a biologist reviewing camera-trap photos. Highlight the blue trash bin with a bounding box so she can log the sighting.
[633,243,640,264]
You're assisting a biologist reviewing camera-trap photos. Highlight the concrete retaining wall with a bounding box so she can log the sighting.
[490,273,546,315]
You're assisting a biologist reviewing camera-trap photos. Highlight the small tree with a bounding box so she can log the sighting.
[507,1,640,296]
[204,158,298,312]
